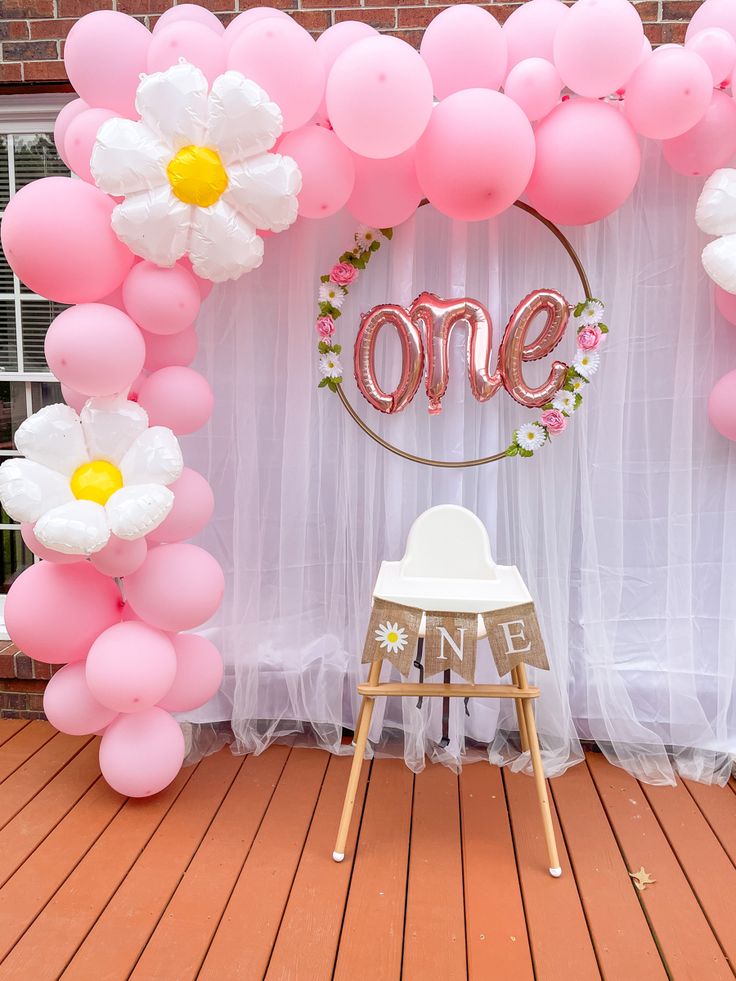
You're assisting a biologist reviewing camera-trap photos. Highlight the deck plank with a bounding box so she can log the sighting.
[334,759,413,981]
[131,747,289,981]
[587,752,732,981]
[198,748,330,981]
[459,764,534,981]
[265,754,369,981]
[551,761,667,980]
[0,733,92,829]
[684,778,736,869]
[0,722,57,783]
[0,721,28,748]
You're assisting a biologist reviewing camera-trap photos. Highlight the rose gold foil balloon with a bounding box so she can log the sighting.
[354,304,424,413]
[499,289,569,407]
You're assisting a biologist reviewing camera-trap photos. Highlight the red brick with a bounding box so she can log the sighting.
[335,7,397,28]
[32,661,53,681]
[398,7,444,29]
[29,18,77,39]
[28,692,44,712]
[661,20,688,42]
[13,652,34,680]
[57,0,112,15]
[644,22,664,44]
[22,59,67,81]
[662,0,701,20]
[392,29,422,47]
[291,9,330,30]
[116,0,173,15]
[0,20,29,40]
[191,0,236,10]
[3,38,57,59]
[366,0,427,7]
[0,652,14,678]
[632,1,659,21]
[0,677,45,693]
[0,692,28,711]
[0,0,53,16]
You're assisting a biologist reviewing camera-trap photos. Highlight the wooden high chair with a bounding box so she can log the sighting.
[333,505,562,877]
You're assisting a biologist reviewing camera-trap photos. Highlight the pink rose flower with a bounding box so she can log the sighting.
[577,325,601,350]
[541,409,567,435]
[316,316,335,339]
[330,262,358,287]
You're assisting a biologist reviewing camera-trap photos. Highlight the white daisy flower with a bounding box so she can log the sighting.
[552,390,576,414]
[319,353,342,379]
[0,400,182,556]
[578,299,605,326]
[696,169,736,292]
[355,226,379,253]
[569,377,585,394]
[318,283,346,308]
[573,349,601,380]
[374,621,408,654]
[514,423,547,452]
[90,62,302,283]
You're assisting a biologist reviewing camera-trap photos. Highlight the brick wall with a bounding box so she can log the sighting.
[0,641,53,719]
[0,0,704,88]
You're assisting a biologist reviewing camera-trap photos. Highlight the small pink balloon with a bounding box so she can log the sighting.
[5,562,122,664]
[313,21,377,124]
[228,18,324,131]
[54,98,90,169]
[0,177,134,304]
[122,261,201,336]
[64,11,150,117]
[125,543,225,632]
[157,633,224,712]
[127,370,148,404]
[327,36,433,159]
[504,57,562,122]
[44,662,118,736]
[97,282,127,311]
[87,621,177,713]
[687,0,736,44]
[147,468,215,544]
[709,369,736,439]
[21,523,83,564]
[142,325,198,372]
[420,5,507,99]
[137,367,213,435]
[91,535,148,578]
[177,256,213,300]
[503,0,569,71]
[279,126,355,218]
[525,98,641,225]
[662,89,736,176]
[624,46,713,140]
[148,22,226,87]
[99,707,185,797]
[415,89,535,222]
[686,27,736,86]
[61,385,88,413]
[716,285,736,324]
[64,107,117,184]
[154,3,224,35]
[224,6,291,50]
[347,147,422,228]
[45,303,145,397]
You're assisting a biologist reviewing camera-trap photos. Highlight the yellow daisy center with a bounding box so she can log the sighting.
[387,631,399,643]
[167,145,228,208]
[70,460,123,506]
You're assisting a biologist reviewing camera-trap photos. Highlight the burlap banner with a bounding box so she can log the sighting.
[362,598,421,676]
[423,610,478,683]
[481,602,549,677]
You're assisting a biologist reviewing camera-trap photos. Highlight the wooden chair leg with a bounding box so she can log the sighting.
[334,658,382,862]
[511,666,529,753]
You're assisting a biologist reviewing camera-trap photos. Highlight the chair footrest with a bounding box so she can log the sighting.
[357,682,540,699]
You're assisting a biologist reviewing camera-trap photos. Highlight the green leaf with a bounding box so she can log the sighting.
[380,228,394,240]
[519,448,534,458]
[505,444,519,457]
[320,274,330,283]
[332,344,342,354]
[318,340,331,354]
[599,324,609,333]
[543,402,553,410]
[574,393,583,409]
[318,378,329,389]
[369,240,380,252]
[573,302,585,318]
[327,377,341,392]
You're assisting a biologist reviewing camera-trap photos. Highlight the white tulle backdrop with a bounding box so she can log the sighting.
[181,141,736,786]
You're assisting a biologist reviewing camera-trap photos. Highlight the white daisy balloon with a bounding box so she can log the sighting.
[90,61,302,283]
[0,400,182,556]
[696,169,736,294]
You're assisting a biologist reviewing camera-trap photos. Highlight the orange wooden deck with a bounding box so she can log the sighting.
[0,720,735,980]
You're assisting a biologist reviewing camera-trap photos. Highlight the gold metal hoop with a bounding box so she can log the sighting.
[336,201,592,468]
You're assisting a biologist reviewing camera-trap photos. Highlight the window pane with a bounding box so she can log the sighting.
[0,136,9,212]
[13,133,68,193]
[0,222,14,295]
[0,380,30,450]
[0,528,33,593]
[31,380,62,412]
[20,300,67,372]
[0,300,17,371]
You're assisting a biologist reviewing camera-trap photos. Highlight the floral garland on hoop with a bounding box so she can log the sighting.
[314,226,608,459]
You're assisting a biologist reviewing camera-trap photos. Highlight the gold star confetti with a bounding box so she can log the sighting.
[629,867,656,891]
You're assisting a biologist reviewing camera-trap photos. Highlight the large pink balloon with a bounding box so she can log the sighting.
[348,148,423,228]
[91,535,148,578]
[420,5,508,99]
[5,562,122,664]
[64,108,117,184]
[228,19,325,131]
[525,99,641,225]
[54,98,90,169]
[122,261,201,336]
[148,23,225,87]
[64,11,150,117]
[21,523,83,565]
[279,126,355,218]
[687,0,736,43]
[44,662,118,736]
[415,89,535,222]
[716,285,736,325]
[157,633,224,712]
[0,178,134,304]
[503,0,569,71]
[327,36,434,159]
[87,621,177,713]
[142,325,198,373]
[45,303,145,397]
[224,6,291,50]
[709,369,736,439]
[99,708,185,797]
[503,57,562,122]
[137,367,213,435]
[314,21,377,125]
[553,0,644,98]
[153,3,224,36]
[177,256,213,301]
[147,468,215,544]
[624,46,713,140]
[125,543,225,632]
[686,28,736,86]
[662,90,736,176]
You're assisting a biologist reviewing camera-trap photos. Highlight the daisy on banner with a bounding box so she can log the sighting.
[362,599,421,676]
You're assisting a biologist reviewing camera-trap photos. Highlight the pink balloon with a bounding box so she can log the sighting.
[157,633,224,712]
[327,36,433,159]
[87,621,177,713]
[687,0,736,43]
[0,178,134,304]
[553,0,644,98]
[64,11,150,117]
[91,536,148,578]
[44,662,118,736]
[415,89,535,222]
[662,89,736,176]
[525,98,641,225]
[347,148,423,228]
[97,282,127,311]
[54,98,90,169]
[709,369,736,439]
[154,3,224,36]
[686,27,736,86]
[503,57,562,122]
[177,256,213,300]
[61,385,88,413]
[420,5,507,99]
[314,22,377,125]
[148,22,226,87]
[21,523,83,564]
[279,126,355,218]
[503,0,569,71]
[228,19,324,131]
[142,325,198,372]
[99,708,185,797]
[45,303,145,397]
[122,261,201,336]
[148,468,215,544]
[125,543,225,632]
[128,370,148,404]
[224,7,291,50]
[137,367,213,435]
[5,562,122,664]
[64,108,118,184]
[624,46,713,140]
[716,285,736,324]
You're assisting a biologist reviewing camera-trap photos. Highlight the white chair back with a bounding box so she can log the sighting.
[399,505,497,580]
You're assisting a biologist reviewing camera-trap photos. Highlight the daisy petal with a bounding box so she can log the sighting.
[696,169,736,237]
[106,484,173,540]
[91,118,169,197]
[189,200,263,281]
[224,153,301,232]
[120,427,183,486]
[15,404,88,476]
[81,398,150,466]
[206,72,283,165]
[702,236,736,293]
[0,458,73,523]
[136,61,208,150]
[34,500,110,555]
[111,186,192,267]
